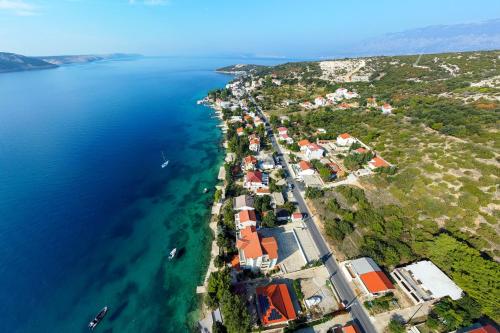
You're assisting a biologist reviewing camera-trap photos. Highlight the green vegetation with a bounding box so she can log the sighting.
[425,296,482,332]
[388,318,406,333]
[417,234,500,321]
[364,292,398,315]
[305,187,324,199]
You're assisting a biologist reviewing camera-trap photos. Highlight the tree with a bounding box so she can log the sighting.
[388,318,405,333]
[254,195,272,213]
[212,321,227,333]
[262,211,276,228]
[305,187,324,199]
[222,205,235,230]
[206,269,232,308]
[220,291,251,333]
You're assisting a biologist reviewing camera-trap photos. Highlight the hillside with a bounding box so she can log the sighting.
[0,52,58,73]
[228,50,500,322]
[39,53,141,65]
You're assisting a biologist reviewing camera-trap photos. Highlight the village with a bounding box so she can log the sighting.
[196,71,496,333]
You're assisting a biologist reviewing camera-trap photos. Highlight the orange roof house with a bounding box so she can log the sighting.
[246,171,263,183]
[354,147,368,154]
[299,160,313,171]
[236,226,278,271]
[339,133,351,139]
[298,139,310,148]
[236,127,244,135]
[359,271,394,294]
[256,284,296,325]
[238,210,257,223]
[368,156,389,169]
[244,155,258,169]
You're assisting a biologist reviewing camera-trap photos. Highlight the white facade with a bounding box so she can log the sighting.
[304,144,324,160]
[336,134,357,147]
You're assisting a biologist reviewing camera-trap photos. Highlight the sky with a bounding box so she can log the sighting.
[0,0,499,57]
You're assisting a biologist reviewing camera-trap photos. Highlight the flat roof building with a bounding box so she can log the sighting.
[391,260,463,303]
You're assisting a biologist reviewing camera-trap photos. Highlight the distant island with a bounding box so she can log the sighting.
[0,52,141,73]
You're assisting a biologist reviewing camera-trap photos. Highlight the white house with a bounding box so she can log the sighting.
[344,91,358,99]
[336,133,357,146]
[234,210,258,230]
[259,156,275,170]
[304,143,325,160]
[236,226,278,272]
[381,103,393,114]
[279,133,294,144]
[297,160,316,177]
[249,138,260,152]
[314,96,327,106]
[243,155,258,171]
[326,93,337,102]
[298,139,311,151]
[244,171,269,191]
[277,127,288,135]
[300,101,314,109]
[335,88,348,98]
[368,156,389,170]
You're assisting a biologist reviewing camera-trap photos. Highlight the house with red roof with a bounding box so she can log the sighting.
[297,160,315,177]
[236,226,278,271]
[249,137,261,152]
[298,139,311,151]
[368,156,390,170]
[336,133,357,147]
[314,96,327,106]
[353,147,368,154]
[256,283,297,326]
[279,133,294,144]
[235,210,258,230]
[243,155,258,171]
[277,127,288,135]
[346,257,394,296]
[236,127,244,136]
[381,103,393,114]
[304,143,324,161]
[244,171,269,191]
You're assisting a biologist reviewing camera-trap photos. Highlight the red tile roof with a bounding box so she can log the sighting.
[292,212,303,219]
[466,324,499,333]
[343,324,360,333]
[237,226,263,259]
[359,271,394,293]
[307,143,323,151]
[237,127,244,133]
[299,160,313,171]
[256,188,270,194]
[244,155,257,164]
[260,237,278,259]
[236,227,278,260]
[278,127,288,132]
[355,147,367,154]
[339,133,351,139]
[238,210,257,223]
[298,139,310,147]
[370,156,389,168]
[256,284,297,325]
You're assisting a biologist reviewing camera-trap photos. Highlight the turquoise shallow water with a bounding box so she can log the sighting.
[0,56,290,332]
[0,57,233,333]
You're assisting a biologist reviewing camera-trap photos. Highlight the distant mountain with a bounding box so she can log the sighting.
[0,52,142,73]
[0,52,58,73]
[39,53,142,65]
[343,19,500,57]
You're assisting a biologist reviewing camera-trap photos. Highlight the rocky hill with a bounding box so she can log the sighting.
[0,52,58,73]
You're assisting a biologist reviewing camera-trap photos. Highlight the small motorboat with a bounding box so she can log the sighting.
[168,248,177,260]
[88,306,108,331]
[161,151,169,168]
[203,188,209,193]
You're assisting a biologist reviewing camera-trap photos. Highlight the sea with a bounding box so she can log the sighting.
[0,56,288,333]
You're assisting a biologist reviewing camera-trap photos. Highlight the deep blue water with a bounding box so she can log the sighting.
[0,57,287,333]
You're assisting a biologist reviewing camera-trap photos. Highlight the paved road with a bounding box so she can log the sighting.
[249,95,377,333]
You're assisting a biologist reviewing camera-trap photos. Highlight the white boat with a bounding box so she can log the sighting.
[168,248,177,260]
[161,151,169,168]
[88,306,108,330]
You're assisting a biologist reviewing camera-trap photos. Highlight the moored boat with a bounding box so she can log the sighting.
[88,306,108,331]
[168,248,177,260]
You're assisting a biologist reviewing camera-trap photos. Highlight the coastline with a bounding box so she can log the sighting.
[196,99,229,327]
